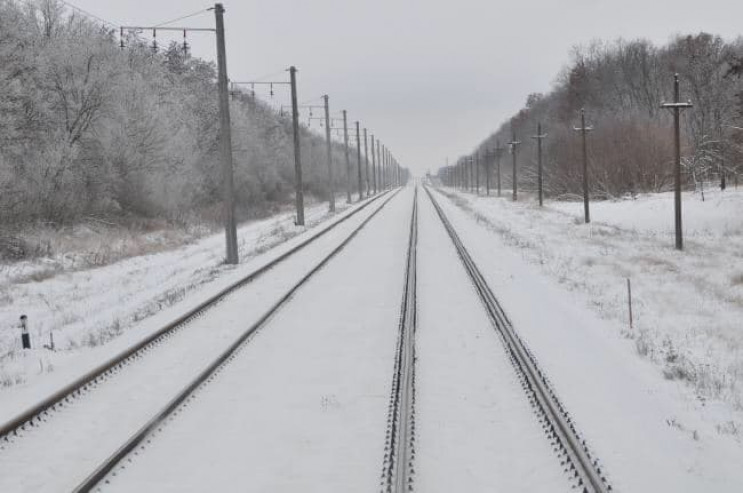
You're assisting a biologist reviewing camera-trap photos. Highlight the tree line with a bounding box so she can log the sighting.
[443,34,743,198]
[0,0,355,231]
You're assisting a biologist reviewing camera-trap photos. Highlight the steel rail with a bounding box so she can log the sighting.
[424,186,611,493]
[380,187,418,493]
[72,188,402,492]
[0,190,394,441]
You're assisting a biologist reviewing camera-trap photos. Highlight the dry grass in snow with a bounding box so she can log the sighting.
[440,187,743,417]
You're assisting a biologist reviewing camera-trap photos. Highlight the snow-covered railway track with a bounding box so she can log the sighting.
[70,192,397,492]
[68,190,399,493]
[0,190,398,492]
[0,192,390,444]
[424,186,612,493]
[379,187,418,493]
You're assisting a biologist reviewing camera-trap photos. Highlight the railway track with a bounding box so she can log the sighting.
[68,189,401,492]
[379,187,418,493]
[424,185,611,493]
[3,186,614,492]
[0,192,393,446]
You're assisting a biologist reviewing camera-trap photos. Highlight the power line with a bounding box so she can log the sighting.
[299,95,324,106]
[59,0,119,28]
[153,8,211,28]
[239,68,288,83]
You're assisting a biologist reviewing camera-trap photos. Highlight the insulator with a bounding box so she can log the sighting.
[182,30,189,55]
[119,27,124,49]
[270,83,274,97]
[151,29,158,53]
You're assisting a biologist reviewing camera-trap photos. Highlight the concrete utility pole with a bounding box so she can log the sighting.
[391,151,395,187]
[370,134,377,195]
[342,110,351,203]
[355,121,363,201]
[508,126,521,201]
[385,146,389,189]
[475,152,480,194]
[214,3,238,264]
[573,108,593,223]
[532,122,547,207]
[495,140,505,197]
[289,66,305,226]
[363,128,370,197]
[484,149,491,195]
[380,144,385,190]
[660,73,693,250]
[322,95,335,212]
[375,139,387,193]
[381,144,386,190]
[379,144,383,191]
[465,157,470,191]
[469,156,473,191]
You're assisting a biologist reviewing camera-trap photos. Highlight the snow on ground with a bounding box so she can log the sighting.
[0,192,394,492]
[438,186,743,414]
[101,188,413,492]
[431,185,743,491]
[552,187,743,240]
[0,196,373,403]
[416,192,569,491]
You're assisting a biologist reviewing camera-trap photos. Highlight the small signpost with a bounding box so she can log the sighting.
[20,315,31,349]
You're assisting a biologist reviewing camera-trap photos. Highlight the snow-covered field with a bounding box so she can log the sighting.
[0,199,359,391]
[437,186,743,423]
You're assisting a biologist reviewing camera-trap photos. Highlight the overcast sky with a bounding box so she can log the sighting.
[73,0,743,175]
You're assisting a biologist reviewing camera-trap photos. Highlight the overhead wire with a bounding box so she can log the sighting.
[153,8,212,28]
[58,0,120,28]
[240,69,290,83]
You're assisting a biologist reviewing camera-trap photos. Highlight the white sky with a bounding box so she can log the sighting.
[72,0,743,174]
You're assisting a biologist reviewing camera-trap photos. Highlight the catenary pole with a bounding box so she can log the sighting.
[371,134,377,195]
[289,66,304,225]
[378,141,384,190]
[322,95,335,212]
[384,145,389,189]
[342,110,351,203]
[214,3,238,264]
[355,121,363,201]
[363,128,370,197]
